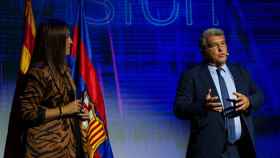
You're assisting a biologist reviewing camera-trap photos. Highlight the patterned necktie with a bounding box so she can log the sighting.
[216,68,240,143]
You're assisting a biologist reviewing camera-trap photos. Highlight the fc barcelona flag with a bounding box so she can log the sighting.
[20,0,36,74]
[70,1,114,158]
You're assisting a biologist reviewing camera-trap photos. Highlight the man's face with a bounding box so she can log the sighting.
[204,35,228,66]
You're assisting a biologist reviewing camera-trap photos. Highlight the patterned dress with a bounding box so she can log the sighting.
[19,64,83,158]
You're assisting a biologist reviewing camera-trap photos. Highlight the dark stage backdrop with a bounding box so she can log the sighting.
[0,0,279,157]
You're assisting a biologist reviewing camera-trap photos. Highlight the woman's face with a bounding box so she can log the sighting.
[65,30,72,55]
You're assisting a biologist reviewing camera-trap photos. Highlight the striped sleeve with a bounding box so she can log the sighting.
[19,68,47,126]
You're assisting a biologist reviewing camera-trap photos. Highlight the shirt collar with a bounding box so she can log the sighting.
[208,64,228,74]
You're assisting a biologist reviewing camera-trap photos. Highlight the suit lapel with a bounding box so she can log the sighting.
[200,64,219,99]
[200,64,225,128]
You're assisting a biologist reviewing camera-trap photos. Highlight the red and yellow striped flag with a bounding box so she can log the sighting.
[81,91,108,158]
[20,0,36,74]
[87,115,107,157]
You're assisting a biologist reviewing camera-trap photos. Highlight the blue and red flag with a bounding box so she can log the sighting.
[70,1,114,158]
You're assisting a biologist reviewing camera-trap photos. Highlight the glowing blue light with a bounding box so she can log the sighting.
[86,0,115,25]
[211,0,219,26]
[125,0,132,25]
[186,0,193,25]
[141,0,180,26]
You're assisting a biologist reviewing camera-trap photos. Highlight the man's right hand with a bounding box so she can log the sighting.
[205,89,223,112]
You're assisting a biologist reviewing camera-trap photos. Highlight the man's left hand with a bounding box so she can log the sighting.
[233,92,250,111]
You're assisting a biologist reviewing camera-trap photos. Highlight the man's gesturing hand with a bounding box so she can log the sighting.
[205,89,223,112]
[233,92,250,112]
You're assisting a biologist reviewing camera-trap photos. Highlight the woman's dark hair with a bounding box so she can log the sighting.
[32,20,69,75]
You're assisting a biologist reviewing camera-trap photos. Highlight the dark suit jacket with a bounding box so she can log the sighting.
[174,63,263,158]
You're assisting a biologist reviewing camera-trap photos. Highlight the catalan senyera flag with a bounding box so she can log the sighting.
[20,0,36,74]
[70,1,114,158]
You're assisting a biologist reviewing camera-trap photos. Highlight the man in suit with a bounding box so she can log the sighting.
[174,28,263,158]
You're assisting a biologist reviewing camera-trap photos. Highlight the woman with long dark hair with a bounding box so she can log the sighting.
[18,21,87,158]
